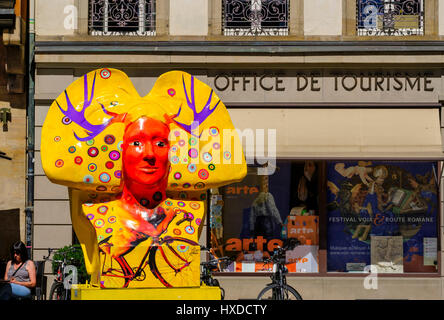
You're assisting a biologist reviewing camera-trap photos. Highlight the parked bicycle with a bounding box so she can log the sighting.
[257,239,303,300]
[43,247,80,300]
[200,246,230,300]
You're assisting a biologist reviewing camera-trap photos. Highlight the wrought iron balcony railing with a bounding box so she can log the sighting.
[89,0,156,36]
[357,0,424,36]
[223,0,289,36]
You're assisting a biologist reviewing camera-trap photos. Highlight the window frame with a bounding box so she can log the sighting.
[88,0,156,36]
[356,0,425,36]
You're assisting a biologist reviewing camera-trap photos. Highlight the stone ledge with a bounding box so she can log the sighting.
[71,284,221,300]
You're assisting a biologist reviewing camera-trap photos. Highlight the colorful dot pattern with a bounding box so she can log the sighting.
[82,197,204,288]
[48,126,125,192]
[167,126,236,191]
[83,198,204,244]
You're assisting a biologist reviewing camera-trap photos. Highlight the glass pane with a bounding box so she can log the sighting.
[107,0,140,32]
[224,0,253,29]
[327,161,438,273]
[210,160,320,273]
[357,0,423,36]
[223,0,289,36]
[89,0,156,35]
[89,0,106,30]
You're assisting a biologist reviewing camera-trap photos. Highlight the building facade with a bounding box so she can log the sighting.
[33,0,444,299]
[0,0,28,264]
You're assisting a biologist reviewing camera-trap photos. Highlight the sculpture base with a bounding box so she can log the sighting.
[71,284,221,300]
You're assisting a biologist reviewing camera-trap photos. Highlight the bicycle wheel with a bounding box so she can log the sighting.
[148,237,199,287]
[99,253,133,288]
[220,286,225,300]
[209,278,225,300]
[257,284,302,300]
[48,282,66,300]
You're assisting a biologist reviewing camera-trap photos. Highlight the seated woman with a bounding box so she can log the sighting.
[0,241,36,300]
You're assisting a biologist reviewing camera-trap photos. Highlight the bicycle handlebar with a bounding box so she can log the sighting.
[201,256,232,273]
[43,246,81,262]
[43,248,55,261]
[201,256,230,265]
[261,239,301,265]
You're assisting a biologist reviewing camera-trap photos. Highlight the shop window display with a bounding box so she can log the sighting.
[327,161,438,273]
[209,161,320,273]
[210,159,440,275]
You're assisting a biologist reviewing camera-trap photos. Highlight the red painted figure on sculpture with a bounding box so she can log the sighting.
[103,117,177,259]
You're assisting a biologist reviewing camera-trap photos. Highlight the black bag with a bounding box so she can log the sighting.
[10,262,24,278]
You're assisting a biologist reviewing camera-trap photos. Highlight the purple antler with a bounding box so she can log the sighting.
[56,73,120,141]
[173,75,220,137]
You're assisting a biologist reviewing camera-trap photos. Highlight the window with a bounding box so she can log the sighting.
[223,0,289,36]
[357,0,424,36]
[89,0,156,36]
[209,160,439,274]
[327,161,438,273]
[209,161,320,273]
[0,0,16,29]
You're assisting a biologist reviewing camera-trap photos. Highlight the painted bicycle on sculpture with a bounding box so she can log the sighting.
[100,235,199,288]
[95,204,201,288]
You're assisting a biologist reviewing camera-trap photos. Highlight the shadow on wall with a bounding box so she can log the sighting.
[0,208,20,274]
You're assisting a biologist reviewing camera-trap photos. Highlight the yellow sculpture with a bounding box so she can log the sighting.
[41,69,246,289]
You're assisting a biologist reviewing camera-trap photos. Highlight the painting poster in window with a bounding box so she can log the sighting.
[327,161,438,273]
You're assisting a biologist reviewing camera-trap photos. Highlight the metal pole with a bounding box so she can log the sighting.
[25,0,35,259]
[139,0,145,35]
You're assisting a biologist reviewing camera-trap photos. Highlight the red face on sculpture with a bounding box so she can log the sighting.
[122,117,170,187]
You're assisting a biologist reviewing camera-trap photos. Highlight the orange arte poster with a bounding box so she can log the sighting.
[286,216,319,245]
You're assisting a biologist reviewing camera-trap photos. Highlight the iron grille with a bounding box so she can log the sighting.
[89,0,156,36]
[357,0,424,36]
[223,0,289,36]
